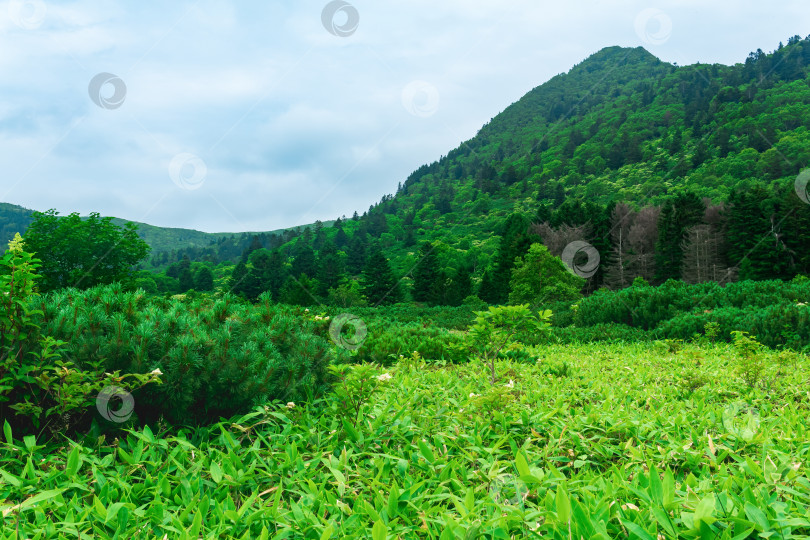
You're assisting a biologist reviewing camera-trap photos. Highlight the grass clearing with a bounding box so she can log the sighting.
[2,341,809,538]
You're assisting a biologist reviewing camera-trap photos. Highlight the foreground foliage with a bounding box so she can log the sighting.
[2,342,808,538]
[1,235,156,439]
[32,287,342,427]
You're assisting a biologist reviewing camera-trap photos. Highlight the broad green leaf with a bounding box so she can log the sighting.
[648,465,662,504]
[0,468,22,487]
[464,487,475,512]
[418,440,435,464]
[387,483,399,518]
[210,462,223,484]
[189,510,203,537]
[694,494,715,525]
[66,445,81,477]
[744,502,768,531]
[23,435,36,452]
[621,520,655,540]
[320,524,334,540]
[19,489,66,512]
[371,520,387,540]
[662,468,675,509]
[2,421,11,446]
[515,451,530,477]
[342,419,361,443]
[555,483,571,524]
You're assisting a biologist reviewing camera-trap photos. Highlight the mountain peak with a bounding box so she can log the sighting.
[570,45,667,75]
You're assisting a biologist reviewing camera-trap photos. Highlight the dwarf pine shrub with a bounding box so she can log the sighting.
[2,235,156,438]
[36,285,342,425]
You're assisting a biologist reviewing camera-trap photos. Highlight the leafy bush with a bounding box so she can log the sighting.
[353,323,467,365]
[545,323,652,344]
[656,303,810,352]
[334,304,475,330]
[731,331,767,388]
[468,304,551,382]
[508,243,584,306]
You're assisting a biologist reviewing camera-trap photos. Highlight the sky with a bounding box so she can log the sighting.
[1,0,808,233]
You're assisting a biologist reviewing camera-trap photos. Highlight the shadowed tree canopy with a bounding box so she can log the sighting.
[361,248,402,305]
[23,210,150,292]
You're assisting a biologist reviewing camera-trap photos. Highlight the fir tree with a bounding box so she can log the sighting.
[178,267,194,292]
[194,266,215,291]
[279,274,319,306]
[478,268,500,304]
[411,242,443,305]
[655,192,703,282]
[361,249,402,305]
[229,261,249,296]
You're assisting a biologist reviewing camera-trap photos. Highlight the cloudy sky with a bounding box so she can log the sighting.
[1,0,808,232]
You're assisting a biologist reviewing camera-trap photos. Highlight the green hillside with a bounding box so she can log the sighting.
[366,40,810,248]
[0,202,326,267]
[320,38,810,297]
[0,202,35,246]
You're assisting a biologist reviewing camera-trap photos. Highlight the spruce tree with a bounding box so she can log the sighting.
[411,242,443,305]
[445,266,473,306]
[317,242,345,295]
[229,261,249,296]
[489,213,535,303]
[279,274,319,306]
[292,245,317,278]
[478,268,500,304]
[194,266,215,291]
[655,192,703,282]
[267,250,286,300]
[726,188,793,280]
[178,267,194,292]
[361,249,402,305]
[346,235,368,275]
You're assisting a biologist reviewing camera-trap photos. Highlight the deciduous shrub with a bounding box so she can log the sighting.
[352,323,467,365]
[468,304,552,382]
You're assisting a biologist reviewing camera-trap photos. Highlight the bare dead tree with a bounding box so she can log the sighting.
[604,203,636,290]
[627,205,660,283]
[530,222,592,258]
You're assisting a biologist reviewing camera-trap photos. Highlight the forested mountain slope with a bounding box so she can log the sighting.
[330,37,810,300]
